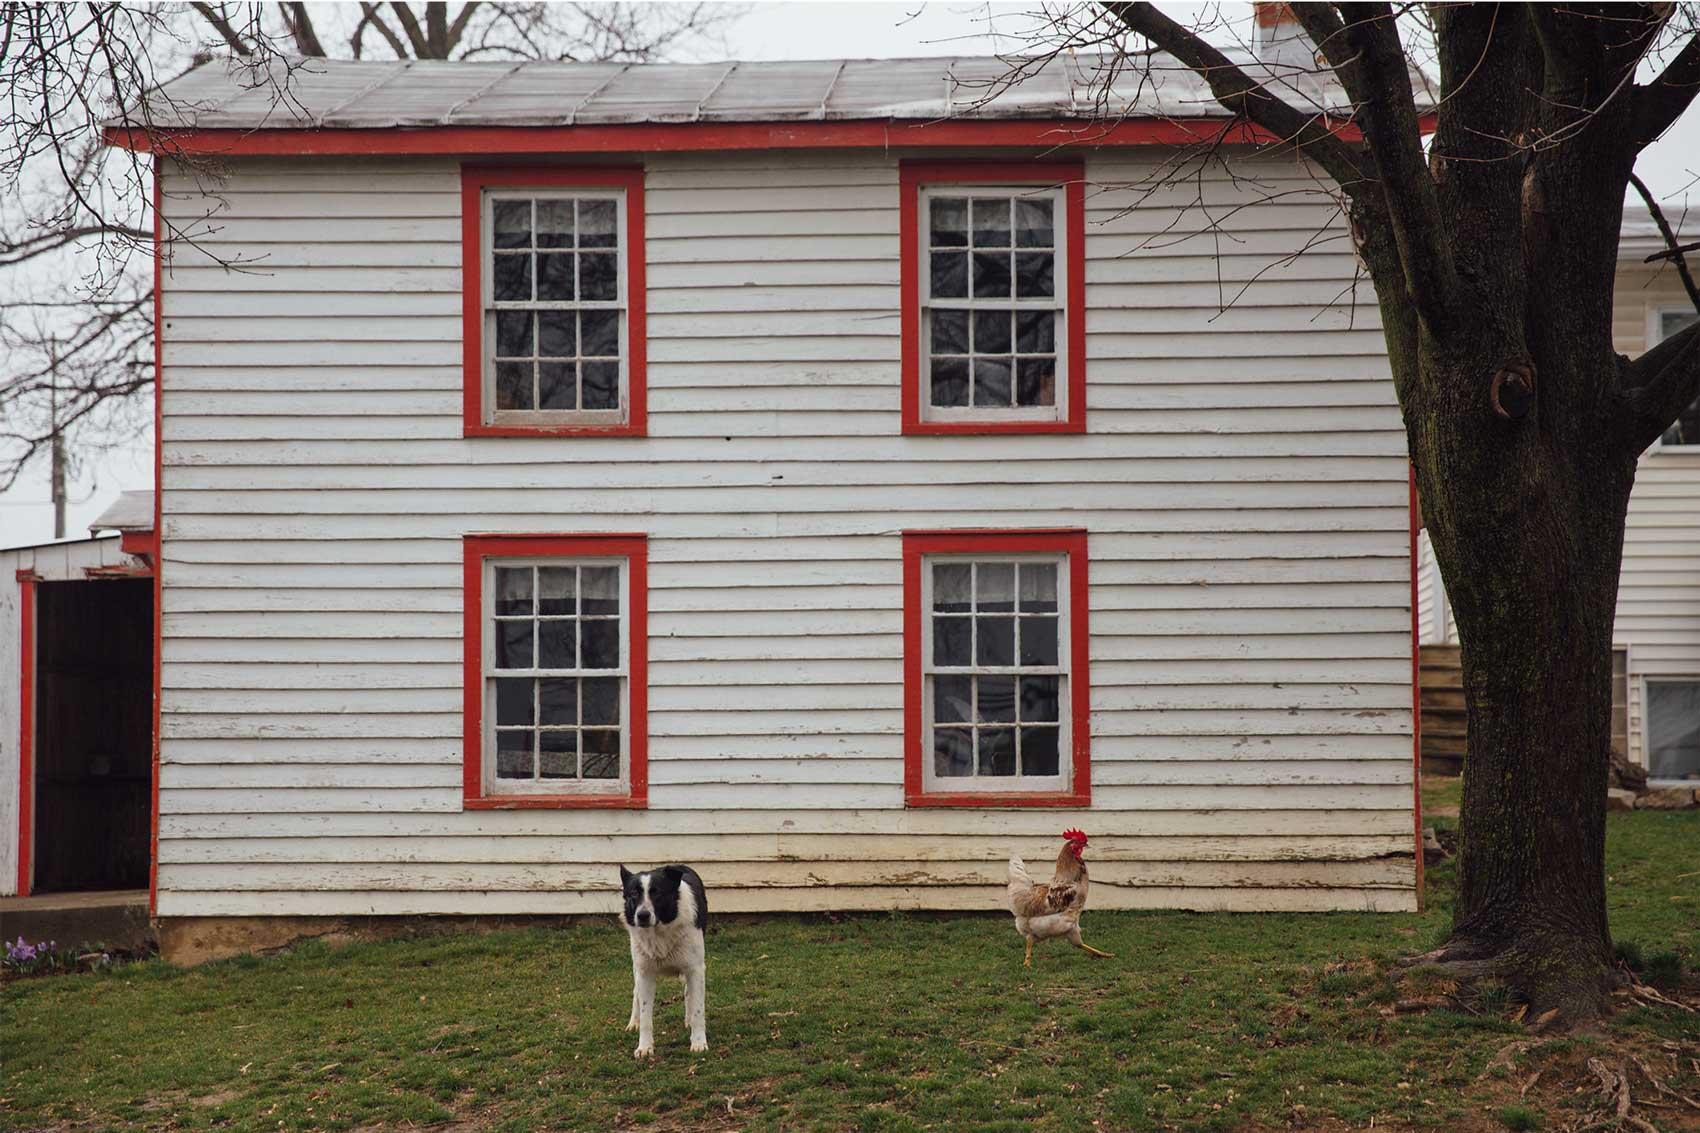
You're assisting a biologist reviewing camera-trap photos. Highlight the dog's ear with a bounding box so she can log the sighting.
[619,865,634,888]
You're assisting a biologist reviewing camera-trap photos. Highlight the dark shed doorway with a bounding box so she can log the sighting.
[33,578,152,892]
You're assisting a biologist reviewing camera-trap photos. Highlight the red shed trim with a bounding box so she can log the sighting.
[461,533,649,809]
[902,528,1091,808]
[15,570,38,896]
[899,161,1087,435]
[460,166,647,438]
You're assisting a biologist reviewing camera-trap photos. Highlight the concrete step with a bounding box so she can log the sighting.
[0,890,153,952]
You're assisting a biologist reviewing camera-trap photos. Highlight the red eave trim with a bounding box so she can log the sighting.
[15,571,38,896]
[104,114,1428,158]
[120,528,158,565]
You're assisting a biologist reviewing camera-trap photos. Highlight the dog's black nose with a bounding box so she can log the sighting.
[635,911,652,926]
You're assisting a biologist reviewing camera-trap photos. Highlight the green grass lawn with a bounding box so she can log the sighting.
[3,789,1696,1133]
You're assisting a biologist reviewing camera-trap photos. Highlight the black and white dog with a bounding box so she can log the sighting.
[619,864,709,1058]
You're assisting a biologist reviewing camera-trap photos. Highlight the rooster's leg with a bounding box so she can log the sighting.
[1068,925,1113,959]
[1023,936,1033,968]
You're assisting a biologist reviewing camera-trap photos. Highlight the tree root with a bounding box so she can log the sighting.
[1579,1057,1682,1133]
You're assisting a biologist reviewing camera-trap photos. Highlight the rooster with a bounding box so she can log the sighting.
[1007,828,1113,966]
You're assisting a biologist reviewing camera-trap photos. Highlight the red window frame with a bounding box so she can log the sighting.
[902,528,1091,807]
[462,533,648,809]
[899,161,1087,436]
[461,166,648,437]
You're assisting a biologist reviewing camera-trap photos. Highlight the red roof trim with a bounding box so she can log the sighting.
[15,572,37,896]
[104,114,1411,157]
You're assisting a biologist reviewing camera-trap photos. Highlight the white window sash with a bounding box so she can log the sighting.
[482,556,631,796]
[482,189,631,427]
[920,553,1071,794]
[917,184,1069,425]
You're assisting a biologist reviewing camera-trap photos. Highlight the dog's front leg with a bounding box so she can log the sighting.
[633,968,657,1059]
[684,967,707,1053]
[626,980,640,1032]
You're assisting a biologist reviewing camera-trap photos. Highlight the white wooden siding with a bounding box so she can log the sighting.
[154,150,1416,917]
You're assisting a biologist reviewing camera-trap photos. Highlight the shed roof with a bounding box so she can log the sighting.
[89,490,155,534]
[119,53,1420,132]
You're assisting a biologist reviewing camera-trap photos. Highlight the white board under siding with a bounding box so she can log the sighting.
[155,148,1417,916]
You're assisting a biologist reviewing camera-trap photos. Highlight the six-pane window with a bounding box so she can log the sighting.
[485,560,627,792]
[925,557,1068,788]
[923,189,1064,417]
[485,192,626,421]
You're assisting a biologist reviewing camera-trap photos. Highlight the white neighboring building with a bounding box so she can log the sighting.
[1419,208,1700,784]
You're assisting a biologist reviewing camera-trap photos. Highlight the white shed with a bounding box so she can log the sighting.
[96,49,1427,946]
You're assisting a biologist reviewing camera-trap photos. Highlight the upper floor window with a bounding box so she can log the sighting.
[1656,309,1698,447]
[462,534,648,809]
[901,163,1086,435]
[462,168,647,437]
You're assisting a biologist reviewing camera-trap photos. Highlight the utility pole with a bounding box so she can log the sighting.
[48,333,65,539]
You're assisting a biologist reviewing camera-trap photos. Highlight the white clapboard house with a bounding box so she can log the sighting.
[1417,208,1700,785]
[73,36,1439,932]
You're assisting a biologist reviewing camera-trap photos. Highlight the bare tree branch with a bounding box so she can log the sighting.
[1634,30,1700,147]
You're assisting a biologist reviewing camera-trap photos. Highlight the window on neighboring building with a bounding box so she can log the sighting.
[901,164,1085,434]
[462,168,646,436]
[463,535,647,808]
[1647,680,1700,782]
[903,530,1090,806]
[1657,309,1699,447]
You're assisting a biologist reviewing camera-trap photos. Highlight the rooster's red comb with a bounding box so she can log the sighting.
[1062,828,1088,845]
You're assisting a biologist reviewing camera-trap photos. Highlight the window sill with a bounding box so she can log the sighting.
[465,421,646,438]
[464,793,646,810]
[906,789,1090,809]
[904,418,1085,436]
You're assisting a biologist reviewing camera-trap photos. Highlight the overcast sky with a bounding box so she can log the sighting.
[2,0,1697,550]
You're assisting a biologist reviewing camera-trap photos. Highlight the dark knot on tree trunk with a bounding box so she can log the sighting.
[1491,360,1538,420]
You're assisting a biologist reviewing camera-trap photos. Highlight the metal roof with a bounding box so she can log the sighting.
[1619,204,1698,259]
[89,490,155,534]
[121,53,1415,131]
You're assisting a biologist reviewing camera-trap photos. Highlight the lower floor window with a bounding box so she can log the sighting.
[463,535,647,807]
[1647,680,1700,781]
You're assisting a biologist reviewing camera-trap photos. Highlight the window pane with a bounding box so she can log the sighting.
[582,676,621,725]
[971,198,1010,246]
[972,309,1011,354]
[496,731,533,778]
[930,197,968,246]
[933,615,971,666]
[1015,252,1054,298]
[1016,311,1055,354]
[1663,392,1700,446]
[930,358,969,407]
[537,567,575,615]
[492,200,530,249]
[1016,358,1056,407]
[495,678,534,726]
[1020,675,1060,722]
[496,362,533,411]
[538,363,576,411]
[539,677,578,726]
[972,358,1012,407]
[536,252,575,301]
[539,731,577,779]
[977,563,1015,611]
[496,620,535,669]
[536,200,573,248]
[972,251,1011,298]
[1015,199,1053,248]
[579,199,618,248]
[495,567,533,615]
[977,675,1015,722]
[977,728,1016,775]
[933,727,973,777]
[934,675,972,723]
[493,252,531,301]
[931,309,969,355]
[582,362,620,410]
[1647,682,1700,779]
[581,730,621,778]
[580,620,620,669]
[1019,616,1058,667]
[1019,563,1058,612]
[538,310,576,357]
[538,619,575,669]
[977,616,1015,666]
[931,251,968,298]
[581,310,620,357]
[933,563,972,612]
[581,567,620,615]
[496,311,533,357]
[1021,727,1060,776]
[580,253,617,301]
